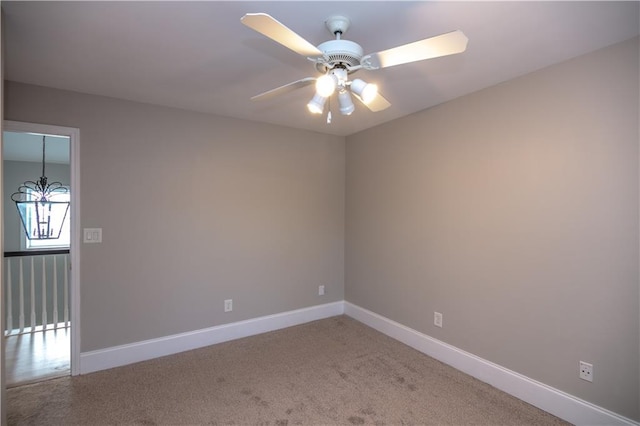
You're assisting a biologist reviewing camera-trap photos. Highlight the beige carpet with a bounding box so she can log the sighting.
[7,316,570,425]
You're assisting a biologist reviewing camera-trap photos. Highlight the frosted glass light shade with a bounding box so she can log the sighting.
[315,74,337,97]
[351,79,378,104]
[307,93,327,114]
[338,90,354,115]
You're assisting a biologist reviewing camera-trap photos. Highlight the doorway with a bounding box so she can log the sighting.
[2,121,80,385]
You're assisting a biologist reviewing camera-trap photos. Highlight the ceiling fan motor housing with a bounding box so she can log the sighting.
[315,39,364,73]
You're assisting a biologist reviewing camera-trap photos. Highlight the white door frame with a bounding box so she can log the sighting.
[3,120,81,376]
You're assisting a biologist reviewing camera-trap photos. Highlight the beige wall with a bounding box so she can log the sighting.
[4,81,346,351]
[346,37,639,420]
[3,36,639,421]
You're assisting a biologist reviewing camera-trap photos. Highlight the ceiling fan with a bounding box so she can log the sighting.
[241,13,468,120]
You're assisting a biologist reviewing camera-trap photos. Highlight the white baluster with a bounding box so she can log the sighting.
[41,256,47,330]
[53,255,59,329]
[64,255,69,328]
[6,259,13,334]
[18,257,25,332]
[30,257,36,331]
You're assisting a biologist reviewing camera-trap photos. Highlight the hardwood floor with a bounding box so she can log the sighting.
[4,327,70,387]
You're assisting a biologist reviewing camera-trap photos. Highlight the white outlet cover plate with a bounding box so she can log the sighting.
[434,312,443,328]
[579,361,593,382]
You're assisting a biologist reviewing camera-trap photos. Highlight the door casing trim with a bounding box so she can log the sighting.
[3,120,81,376]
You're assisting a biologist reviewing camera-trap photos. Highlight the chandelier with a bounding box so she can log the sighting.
[11,135,70,240]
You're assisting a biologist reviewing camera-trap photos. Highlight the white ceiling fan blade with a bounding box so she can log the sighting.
[367,30,468,69]
[241,13,323,57]
[251,77,316,101]
[353,91,391,112]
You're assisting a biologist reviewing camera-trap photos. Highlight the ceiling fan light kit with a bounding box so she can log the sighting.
[338,89,355,116]
[307,93,327,114]
[241,12,468,122]
[350,79,378,105]
[315,73,338,97]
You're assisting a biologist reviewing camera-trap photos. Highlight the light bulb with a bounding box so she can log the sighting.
[315,74,337,97]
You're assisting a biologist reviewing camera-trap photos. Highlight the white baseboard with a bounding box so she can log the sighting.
[80,301,344,375]
[79,300,636,426]
[344,302,638,426]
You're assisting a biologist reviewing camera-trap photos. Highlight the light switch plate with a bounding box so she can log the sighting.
[83,228,102,243]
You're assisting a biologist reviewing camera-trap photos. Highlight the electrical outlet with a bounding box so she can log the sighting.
[579,361,593,382]
[434,312,443,328]
[224,299,233,312]
[318,285,325,296]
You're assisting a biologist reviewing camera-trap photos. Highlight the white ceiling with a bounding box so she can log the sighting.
[3,131,70,164]
[2,1,638,137]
